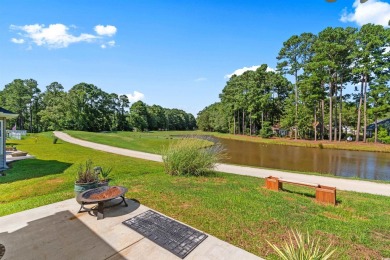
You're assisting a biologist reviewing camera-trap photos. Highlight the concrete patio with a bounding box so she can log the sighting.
[0,198,261,260]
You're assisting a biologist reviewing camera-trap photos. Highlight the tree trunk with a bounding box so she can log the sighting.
[295,71,298,140]
[339,79,343,142]
[329,82,333,142]
[233,110,236,135]
[363,75,368,143]
[261,111,264,128]
[314,105,317,141]
[321,99,325,140]
[334,89,337,141]
[237,110,240,134]
[249,112,252,136]
[374,115,378,143]
[242,109,245,135]
[356,77,363,142]
[30,102,33,133]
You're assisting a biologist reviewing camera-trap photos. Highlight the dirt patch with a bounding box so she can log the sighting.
[283,196,297,202]
[314,230,383,259]
[194,177,227,184]
[179,202,193,209]
[371,230,390,243]
[45,178,64,185]
[224,219,292,257]
[255,186,271,195]
[322,212,346,222]
[129,185,143,193]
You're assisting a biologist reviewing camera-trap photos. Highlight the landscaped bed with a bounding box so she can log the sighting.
[1,132,389,259]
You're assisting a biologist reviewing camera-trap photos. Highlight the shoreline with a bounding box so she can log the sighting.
[203,132,390,153]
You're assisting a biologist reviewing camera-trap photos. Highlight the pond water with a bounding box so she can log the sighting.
[213,137,390,181]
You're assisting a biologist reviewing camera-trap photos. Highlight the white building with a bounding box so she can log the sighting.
[0,107,18,171]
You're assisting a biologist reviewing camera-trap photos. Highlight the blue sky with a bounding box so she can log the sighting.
[1,0,389,115]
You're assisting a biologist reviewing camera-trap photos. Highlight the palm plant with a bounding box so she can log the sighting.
[267,230,336,260]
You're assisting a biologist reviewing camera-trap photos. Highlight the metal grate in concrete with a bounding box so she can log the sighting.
[123,210,207,259]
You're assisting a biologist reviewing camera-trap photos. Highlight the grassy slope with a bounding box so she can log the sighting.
[65,130,213,154]
[1,133,389,259]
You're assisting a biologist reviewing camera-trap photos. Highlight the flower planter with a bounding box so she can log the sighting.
[74,181,98,203]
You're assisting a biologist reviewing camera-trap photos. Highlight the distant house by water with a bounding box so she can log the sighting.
[367,118,390,137]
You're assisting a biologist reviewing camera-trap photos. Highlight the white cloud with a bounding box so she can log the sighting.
[101,40,115,49]
[224,65,275,79]
[340,0,390,27]
[10,23,97,48]
[94,25,117,36]
[11,38,24,44]
[195,77,207,82]
[125,91,145,102]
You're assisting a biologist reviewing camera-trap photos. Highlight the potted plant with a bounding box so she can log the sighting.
[74,159,98,199]
[94,166,113,187]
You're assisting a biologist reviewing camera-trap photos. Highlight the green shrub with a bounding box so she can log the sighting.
[267,230,335,260]
[260,121,273,138]
[162,138,225,176]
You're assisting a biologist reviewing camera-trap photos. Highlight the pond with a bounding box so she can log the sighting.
[213,137,390,181]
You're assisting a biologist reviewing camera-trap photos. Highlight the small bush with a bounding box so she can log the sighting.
[260,121,273,138]
[318,143,324,149]
[162,138,225,176]
[267,230,335,260]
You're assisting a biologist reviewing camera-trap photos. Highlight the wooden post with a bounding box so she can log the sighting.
[316,185,336,205]
[266,176,282,191]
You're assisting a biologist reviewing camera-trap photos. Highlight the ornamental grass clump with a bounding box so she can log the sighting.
[267,230,336,260]
[162,137,225,176]
[75,159,98,184]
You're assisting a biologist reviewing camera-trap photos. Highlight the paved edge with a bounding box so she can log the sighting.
[54,131,390,197]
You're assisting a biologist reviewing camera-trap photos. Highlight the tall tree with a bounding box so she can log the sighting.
[368,75,390,143]
[1,79,38,130]
[38,82,67,131]
[277,33,316,140]
[351,24,388,142]
[312,27,356,141]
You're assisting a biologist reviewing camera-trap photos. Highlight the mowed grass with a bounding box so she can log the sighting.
[1,133,389,259]
[65,130,212,154]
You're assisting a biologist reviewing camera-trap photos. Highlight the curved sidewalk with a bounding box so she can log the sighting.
[54,131,390,197]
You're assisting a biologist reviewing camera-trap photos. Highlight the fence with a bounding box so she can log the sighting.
[6,130,27,140]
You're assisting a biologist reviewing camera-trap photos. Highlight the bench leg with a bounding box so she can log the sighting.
[316,186,336,205]
[266,177,282,191]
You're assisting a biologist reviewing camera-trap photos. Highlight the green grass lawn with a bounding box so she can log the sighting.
[1,133,390,259]
[65,130,212,154]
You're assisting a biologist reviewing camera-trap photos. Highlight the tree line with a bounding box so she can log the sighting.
[0,80,196,132]
[197,24,390,143]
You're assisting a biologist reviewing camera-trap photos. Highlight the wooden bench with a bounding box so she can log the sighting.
[265,176,336,205]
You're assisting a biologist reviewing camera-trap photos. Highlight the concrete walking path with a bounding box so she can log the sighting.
[54,131,390,197]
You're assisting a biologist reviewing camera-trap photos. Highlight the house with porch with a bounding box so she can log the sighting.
[0,107,18,171]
